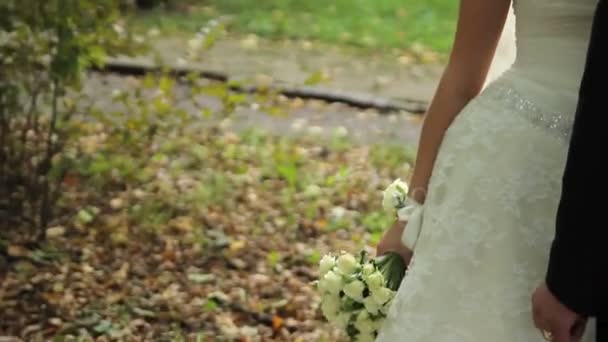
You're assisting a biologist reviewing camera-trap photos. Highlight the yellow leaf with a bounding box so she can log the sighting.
[171,216,194,232]
[230,240,246,252]
[112,262,130,284]
[304,71,325,86]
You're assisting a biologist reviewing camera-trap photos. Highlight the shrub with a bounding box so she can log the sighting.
[0,0,136,237]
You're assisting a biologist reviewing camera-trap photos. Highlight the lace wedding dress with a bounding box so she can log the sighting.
[376,0,598,341]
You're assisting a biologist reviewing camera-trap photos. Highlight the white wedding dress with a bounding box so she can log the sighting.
[376,0,598,341]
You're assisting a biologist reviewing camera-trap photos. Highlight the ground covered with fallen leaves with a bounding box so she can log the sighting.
[0,74,414,341]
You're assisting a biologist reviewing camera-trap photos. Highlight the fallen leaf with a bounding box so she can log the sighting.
[76,209,95,224]
[229,240,246,252]
[240,34,259,50]
[7,245,28,258]
[171,216,194,232]
[132,307,156,318]
[46,226,66,239]
[48,318,62,326]
[187,273,215,284]
[272,315,284,332]
[112,262,129,284]
[109,198,123,209]
[304,70,330,86]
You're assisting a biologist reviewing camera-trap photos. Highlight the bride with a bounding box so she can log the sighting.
[375,0,597,341]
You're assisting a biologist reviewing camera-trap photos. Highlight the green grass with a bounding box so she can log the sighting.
[133,0,458,54]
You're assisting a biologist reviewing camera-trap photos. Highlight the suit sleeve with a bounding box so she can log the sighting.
[545,0,607,317]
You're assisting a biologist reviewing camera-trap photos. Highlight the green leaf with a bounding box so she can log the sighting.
[226,93,247,106]
[93,320,113,334]
[304,70,325,85]
[0,238,8,251]
[276,162,298,188]
[195,332,206,342]
[307,250,321,265]
[159,76,175,93]
[30,247,62,264]
[361,211,391,233]
[200,84,228,98]
[203,299,218,312]
[201,108,214,118]
[77,209,95,224]
[264,105,287,117]
[191,144,208,160]
[87,45,107,67]
[267,251,282,266]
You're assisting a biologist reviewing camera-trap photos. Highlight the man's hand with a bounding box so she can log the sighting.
[532,282,587,342]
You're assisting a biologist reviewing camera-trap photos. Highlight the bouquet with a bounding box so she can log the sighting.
[315,250,407,341]
[314,179,413,341]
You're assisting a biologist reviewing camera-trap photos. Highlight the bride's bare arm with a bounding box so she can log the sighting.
[377,0,511,259]
[408,0,512,203]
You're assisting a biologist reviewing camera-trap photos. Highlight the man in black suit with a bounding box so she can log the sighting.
[532,0,607,341]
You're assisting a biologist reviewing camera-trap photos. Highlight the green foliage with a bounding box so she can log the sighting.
[133,0,458,55]
[266,250,282,267]
[362,211,393,234]
[0,0,139,234]
[369,144,415,170]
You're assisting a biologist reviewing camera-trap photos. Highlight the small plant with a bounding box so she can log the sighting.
[0,0,138,236]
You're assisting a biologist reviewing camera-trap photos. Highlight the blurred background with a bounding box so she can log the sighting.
[0,1,514,341]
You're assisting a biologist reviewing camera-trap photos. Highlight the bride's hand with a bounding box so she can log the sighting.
[376,220,413,264]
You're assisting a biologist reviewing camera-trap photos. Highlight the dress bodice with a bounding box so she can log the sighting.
[489,0,597,139]
[511,0,597,92]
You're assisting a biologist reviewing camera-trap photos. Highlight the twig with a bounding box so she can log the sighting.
[38,79,60,233]
[0,92,7,216]
[19,87,40,164]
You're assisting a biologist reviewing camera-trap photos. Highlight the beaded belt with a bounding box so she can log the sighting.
[480,81,574,141]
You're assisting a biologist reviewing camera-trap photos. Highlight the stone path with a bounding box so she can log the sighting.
[101,9,517,146]
[128,8,516,104]
[83,73,424,146]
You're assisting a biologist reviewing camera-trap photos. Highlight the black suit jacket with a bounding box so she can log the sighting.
[546,0,607,323]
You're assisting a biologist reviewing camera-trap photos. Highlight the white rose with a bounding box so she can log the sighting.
[372,287,394,306]
[320,294,341,321]
[363,296,380,315]
[355,331,376,342]
[322,271,344,294]
[356,310,370,322]
[337,253,359,275]
[319,254,336,277]
[343,280,365,302]
[382,178,409,212]
[334,312,351,329]
[380,301,392,315]
[321,303,338,321]
[317,277,327,292]
[355,311,375,333]
[361,263,375,277]
[363,271,384,292]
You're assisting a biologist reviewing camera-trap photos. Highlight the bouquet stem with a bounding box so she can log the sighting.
[374,252,407,291]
